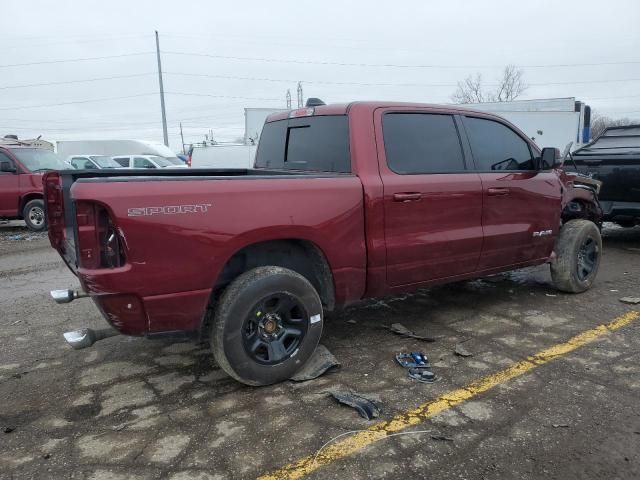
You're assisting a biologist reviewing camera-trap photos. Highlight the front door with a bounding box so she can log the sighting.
[0,151,21,217]
[460,115,562,269]
[377,110,484,287]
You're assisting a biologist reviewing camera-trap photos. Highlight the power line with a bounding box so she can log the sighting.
[0,93,156,111]
[0,73,155,90]
[0,52,154,69]
[165,71,640,88]
[163,50,640,69]
[165,92,283,101]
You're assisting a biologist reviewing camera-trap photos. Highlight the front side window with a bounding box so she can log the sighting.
[255,115,350,173]
[382,113,466,174]
[113,157,129,167]
[464,116,535,171]
[134,157,155,168]
[147,156,174,167]
[0,152,15,174]
[89,156,122,168]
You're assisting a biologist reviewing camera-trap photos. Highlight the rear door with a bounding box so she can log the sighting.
[377,109,484,286]
[460,115,562,269]
[0,151,21,216]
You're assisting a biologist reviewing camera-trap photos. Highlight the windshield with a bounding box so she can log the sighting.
[89,155,122,168]
[148,155,178,167]
[11,148,70,172]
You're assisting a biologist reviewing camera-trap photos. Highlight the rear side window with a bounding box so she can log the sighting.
[255,116,350,173]
[464,116,535,171]
[113,157,129,167]
[383,113,466,174]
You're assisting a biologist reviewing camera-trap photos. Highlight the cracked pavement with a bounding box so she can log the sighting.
[1,221,639,479]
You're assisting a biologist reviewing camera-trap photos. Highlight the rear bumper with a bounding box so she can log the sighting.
[90,288,212,336]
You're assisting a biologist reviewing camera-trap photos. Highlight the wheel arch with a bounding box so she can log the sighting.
[202,237,336,338]
[19,192,44,217]
[561,189,602,227]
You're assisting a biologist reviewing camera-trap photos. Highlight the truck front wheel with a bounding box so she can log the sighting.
[551,219,602,293]
[211,266,323,386]
[23,199,46,232]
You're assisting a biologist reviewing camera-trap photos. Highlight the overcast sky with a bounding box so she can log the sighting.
[1,0,639,151]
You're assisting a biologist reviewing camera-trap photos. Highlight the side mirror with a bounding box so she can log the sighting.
[0,160,17,173]
[540,147,561,169]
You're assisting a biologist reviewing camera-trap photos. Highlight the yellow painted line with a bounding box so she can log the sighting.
[259,310,640,480]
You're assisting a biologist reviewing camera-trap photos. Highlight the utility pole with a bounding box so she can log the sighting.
[179,122,185,154]
[155,30,169,147]
[286,89,291,109]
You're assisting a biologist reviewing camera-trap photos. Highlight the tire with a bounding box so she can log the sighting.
[551,219,602,293]
[22,199,46,232]
[211,266,323,386]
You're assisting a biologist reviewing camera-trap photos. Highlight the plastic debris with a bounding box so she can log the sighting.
[454,343,473,357]
[552,424,570,428]
[3,427,15,434]
[408,368,436,383]
[430,434,454,441]
[330,391,380,420]
[619,297,640,305]
[289,344,340,382]
[346,319,357,325]
[385,323,435,342]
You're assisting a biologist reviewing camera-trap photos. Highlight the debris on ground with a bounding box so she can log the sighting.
[454,343,473,357]
[289,344,340,382]
[3,427,15,434]
[545,293,557,297]
[330,391,381,420]
[396,352,437,383]
[431,434,454,441]
[346,319,357,324]
[552,424,570,428]
[42,453,51,460]
[384,323,435,342]
[619,297,640,305]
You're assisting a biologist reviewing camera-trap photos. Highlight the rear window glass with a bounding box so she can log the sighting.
[383,113,466,173]
[255,116,350,173]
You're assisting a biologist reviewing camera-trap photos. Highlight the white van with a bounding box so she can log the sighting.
[56,140,187,167]
[112,154,187,169]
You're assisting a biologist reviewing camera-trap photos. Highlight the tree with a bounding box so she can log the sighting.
[589,111,638,140]
[451,65,527,104]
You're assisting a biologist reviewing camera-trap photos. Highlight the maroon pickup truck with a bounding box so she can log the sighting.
[0,143,70,231]
[44,101,603,386]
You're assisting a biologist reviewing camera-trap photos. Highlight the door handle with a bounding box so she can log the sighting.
[393,192,422,202]
[487,187,510,196]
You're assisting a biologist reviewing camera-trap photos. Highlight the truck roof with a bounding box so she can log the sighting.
[265,101,512,123]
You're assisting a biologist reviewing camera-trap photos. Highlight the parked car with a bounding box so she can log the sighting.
[1,142,70,231]
[68,155,123,170]
[44,101,603,386]
[569,125,640,227]
[112,155,188,169]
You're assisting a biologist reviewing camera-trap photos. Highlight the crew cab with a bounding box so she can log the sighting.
[0,142,70,231]
[44,101,603,386]
[570,125,640,227]
[112,154,188,169]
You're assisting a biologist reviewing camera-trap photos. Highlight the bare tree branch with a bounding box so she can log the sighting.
[451,64,527,104]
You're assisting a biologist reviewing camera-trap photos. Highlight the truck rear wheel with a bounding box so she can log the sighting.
[23,199,46,232]
[551,219,602,293]
[211,266,323,386]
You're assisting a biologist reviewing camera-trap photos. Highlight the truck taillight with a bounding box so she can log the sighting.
[43,172,65,251]
[75,202,126,269]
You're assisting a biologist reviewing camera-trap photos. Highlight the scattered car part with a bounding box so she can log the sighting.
[50,289,90,304]
[619,297,640,305]
[289,344,340,382]
[408,368,436,383]
[330,391,380,420]
[385,323,435,342]
[454,343,473,357]
[63,327,119,350]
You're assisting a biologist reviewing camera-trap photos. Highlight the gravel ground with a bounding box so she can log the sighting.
[0,223,639,480]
